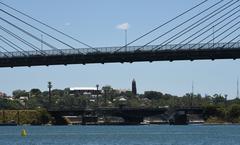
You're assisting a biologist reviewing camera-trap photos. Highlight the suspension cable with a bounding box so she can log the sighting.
[0,9,85,54]
[0,26,47,55]
[172,5,240,50]
[196,18,240,49]
[184,13,240,50]
[0,1,96,51]
[114,0,209,52]
[212,21,240,45]
[0,36,28,56]
[0,17,64,54]
[228,39,240,49]
[0,46,10,57]
[134,0,223,52]
[0,36,28,54]
[221,33,240,49]
[152,0,236,51]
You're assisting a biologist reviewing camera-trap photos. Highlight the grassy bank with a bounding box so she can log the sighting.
[0,109,51,125]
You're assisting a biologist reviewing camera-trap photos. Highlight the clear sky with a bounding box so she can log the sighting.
[0,0,240,99]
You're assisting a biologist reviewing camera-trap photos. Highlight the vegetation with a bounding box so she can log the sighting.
[0,109,51,124]
[1,86,240,124]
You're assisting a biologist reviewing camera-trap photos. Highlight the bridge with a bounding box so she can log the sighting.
[1,1,240,67]
[0,43,239,67]
[48,107,168,125]
[48,107,204,125]
[169,107,204,125]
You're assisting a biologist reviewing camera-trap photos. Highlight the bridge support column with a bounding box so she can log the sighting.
[52,115,69,125]
[169,111,188,125]
[123,116,144,125]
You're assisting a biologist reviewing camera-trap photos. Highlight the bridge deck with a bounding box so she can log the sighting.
[0,42,239,67]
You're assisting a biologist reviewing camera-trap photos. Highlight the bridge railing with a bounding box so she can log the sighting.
[1,42,240,58]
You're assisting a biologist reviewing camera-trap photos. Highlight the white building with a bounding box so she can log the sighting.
[70,87,102,98]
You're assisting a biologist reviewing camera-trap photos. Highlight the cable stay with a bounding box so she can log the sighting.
[0,36,28,56]
[194,17,240,50]
[152,0,237,51]
[0,45,11,55]
[177,9,240,50]
[209,20,240,47]
[0,1,97,52]
[221,32,240,49]
[114,0,209,52]
[217,27,240,46]
[228,38,240,49]
[134,0,223,52]
[0,17,64,55]
[0,46,10,57]
[171,4,240,50]
[0,9,85,55]
[0,26,47,56]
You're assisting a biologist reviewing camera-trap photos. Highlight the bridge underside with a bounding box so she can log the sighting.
[1,48,240,67]
[48,108,168,125]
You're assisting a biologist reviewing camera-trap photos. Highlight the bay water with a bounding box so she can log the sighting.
[0,125,240,145]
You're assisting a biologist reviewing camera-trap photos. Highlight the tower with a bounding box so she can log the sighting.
[132,79,137,96]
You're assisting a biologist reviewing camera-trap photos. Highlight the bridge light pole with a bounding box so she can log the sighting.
[117,23,129,52]
[41,34,43,50]
[125,29,128,51]
[212,26,215,48]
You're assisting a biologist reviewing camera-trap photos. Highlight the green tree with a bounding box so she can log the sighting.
[144,91,163,100]
[227,104,240,123]
[30,89,41,97]
[0,98,23,109]
[12,90,28,99]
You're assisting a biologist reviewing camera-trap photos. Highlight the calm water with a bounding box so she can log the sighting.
[0,125,240,145]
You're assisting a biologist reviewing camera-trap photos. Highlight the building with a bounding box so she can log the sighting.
[69,87,102,98]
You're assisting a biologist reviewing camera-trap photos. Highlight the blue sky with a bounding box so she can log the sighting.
[0,0,240,99]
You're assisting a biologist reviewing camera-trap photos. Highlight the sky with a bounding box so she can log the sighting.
[0,0,240,99]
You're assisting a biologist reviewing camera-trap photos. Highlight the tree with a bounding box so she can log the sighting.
[212,94,225,105]
[0,98,23,109]
[203,104,225,120]
[102,85,116,102]
[144,91,163,100]
[30,89,41,97]
[227,104,240,122]
[12,90,28,99]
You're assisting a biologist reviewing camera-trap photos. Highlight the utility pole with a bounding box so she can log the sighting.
[102,87,107,107]
[96,84,99,108]
[191,81,194,108]
[224,94,227,108]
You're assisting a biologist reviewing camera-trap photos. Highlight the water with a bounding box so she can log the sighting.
[0,125,240,145]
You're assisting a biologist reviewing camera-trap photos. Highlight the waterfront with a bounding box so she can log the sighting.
[1,125,240,145]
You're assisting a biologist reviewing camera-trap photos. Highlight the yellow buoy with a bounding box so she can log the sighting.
[21,129,27,137]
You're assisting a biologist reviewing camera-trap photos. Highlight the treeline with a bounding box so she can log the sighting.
[1,86,240,123]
